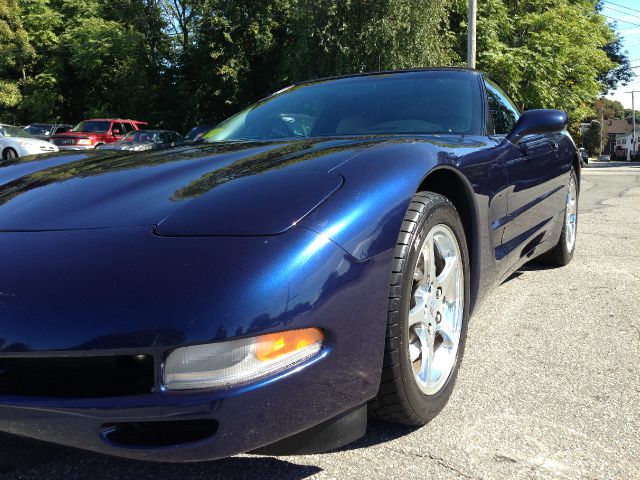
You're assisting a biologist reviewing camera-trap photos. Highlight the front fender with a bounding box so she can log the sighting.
[299,137,484,261]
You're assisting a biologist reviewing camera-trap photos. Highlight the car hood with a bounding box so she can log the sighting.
[0,138,382,234]
[51,132,104,138]
[3,136,55,148]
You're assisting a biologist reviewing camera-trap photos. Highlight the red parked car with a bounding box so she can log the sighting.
[50,119,148,150]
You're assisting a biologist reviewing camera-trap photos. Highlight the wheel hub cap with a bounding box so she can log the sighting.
[409,224,464,396]
[565,178,577,252]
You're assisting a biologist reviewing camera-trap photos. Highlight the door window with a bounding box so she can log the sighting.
[484,80,520,135]
[112,123,126,135]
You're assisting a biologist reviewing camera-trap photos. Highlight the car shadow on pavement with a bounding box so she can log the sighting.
[330,419,418,452]
[0,432,321,480]
[502,261,561,285]
[0,420,416,479]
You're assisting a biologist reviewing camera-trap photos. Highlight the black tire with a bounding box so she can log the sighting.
[536,170,578,267]
[369,192,471,426]
[2,148,17,160]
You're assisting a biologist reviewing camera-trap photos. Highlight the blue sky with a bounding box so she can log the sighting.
[603,0,640,108]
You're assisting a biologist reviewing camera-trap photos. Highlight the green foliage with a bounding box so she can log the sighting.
[623,109,640,125]
[0,0,634,132]
[0,0,32,113]
[583,120,602,155]
[466,0,617,127]
[282,0,458,81]
[187,0,294,122]
[592,98,626,120]
[0,80,22,109]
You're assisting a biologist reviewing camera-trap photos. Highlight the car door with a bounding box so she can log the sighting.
[484,79,566,267]
[157,132,172,148]
[110,122,126,141]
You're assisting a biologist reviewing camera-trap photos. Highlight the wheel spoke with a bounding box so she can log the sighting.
[417,328,434,385]
[435,256,459,295]
[408,340,421,363]
[436,312,457,347]
[408,289,427,327]
[413,323,428,350]
[425,232,436,284]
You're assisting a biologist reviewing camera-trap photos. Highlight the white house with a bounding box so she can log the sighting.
[615,133,637,160]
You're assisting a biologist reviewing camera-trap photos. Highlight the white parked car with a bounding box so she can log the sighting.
[0,124,59,160]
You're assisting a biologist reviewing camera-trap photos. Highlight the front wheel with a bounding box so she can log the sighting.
[2,148,17,160]
[369,192,470,426]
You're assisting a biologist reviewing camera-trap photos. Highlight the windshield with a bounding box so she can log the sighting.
[204,71,482,142]
[121,131,160,143]
[73,121,111,133]
[0,125,37,138]
[186,125,214,140]
[24,124,54,135]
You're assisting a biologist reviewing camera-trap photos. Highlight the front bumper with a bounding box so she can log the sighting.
[0,226,391,461]
[56,145,94,151]
[19,146,58,156]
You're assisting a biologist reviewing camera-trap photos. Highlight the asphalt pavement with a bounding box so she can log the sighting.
[1,162,638,480]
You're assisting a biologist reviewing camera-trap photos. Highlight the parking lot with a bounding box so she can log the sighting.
[0,162,638,480]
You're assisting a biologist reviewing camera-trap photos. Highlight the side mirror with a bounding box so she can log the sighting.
[506,109,567,145]
[112,129,121,135]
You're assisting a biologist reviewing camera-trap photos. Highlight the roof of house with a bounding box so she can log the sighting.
[603,119,632,135]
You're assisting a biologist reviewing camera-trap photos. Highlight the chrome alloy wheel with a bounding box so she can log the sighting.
[408,224,464,396]
[565,177,577,253]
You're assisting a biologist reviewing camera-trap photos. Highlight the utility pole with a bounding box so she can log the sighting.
[467,0,477,69]
[633,92,637,160]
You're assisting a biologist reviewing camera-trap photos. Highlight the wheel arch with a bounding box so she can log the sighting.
[572,151,581,193]
[2,146,18,160]
[417,166,480,314]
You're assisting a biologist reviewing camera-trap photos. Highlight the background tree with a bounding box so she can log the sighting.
[453,0,618,137]
[591,98,626,120]
[0,0,33,117]
[624,109,640,125]
[0,0,634,133]
[281,0,458,81]
[595,0,634,92]
[583,120,602,156]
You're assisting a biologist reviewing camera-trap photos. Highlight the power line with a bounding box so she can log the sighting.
[601,14,640,27]
[604,5,640,20]
[606,1,640,15]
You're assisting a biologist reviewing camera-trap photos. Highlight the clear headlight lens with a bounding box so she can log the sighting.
[163,328,324,390]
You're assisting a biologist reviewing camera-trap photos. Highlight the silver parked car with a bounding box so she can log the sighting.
[0,124,59,160]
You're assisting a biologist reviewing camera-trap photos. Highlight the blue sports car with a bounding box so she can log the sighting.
[0,69,579,461]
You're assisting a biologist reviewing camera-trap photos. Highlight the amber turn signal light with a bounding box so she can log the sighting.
[256,328,324,362]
